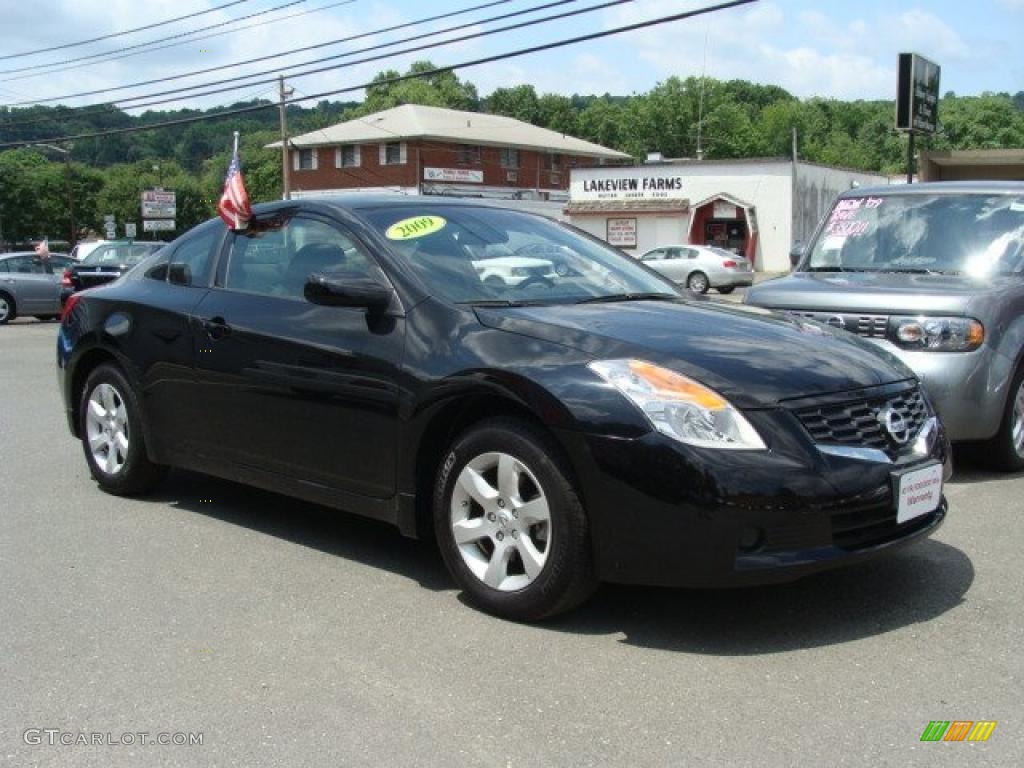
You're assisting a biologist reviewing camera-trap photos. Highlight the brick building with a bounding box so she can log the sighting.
[269,104,630,200]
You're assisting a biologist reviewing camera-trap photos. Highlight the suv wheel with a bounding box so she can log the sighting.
[434,419,596,620]
[985,364,1024,472]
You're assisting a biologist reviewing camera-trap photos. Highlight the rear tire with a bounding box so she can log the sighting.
[983,364,1024,472]
[434,418,596,621]
[687,271,709,294]
[717,286,736,295]
[0,291,15,325]
[79,364,168,494]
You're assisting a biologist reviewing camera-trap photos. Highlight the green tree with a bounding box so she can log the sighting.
[485,85,540,124]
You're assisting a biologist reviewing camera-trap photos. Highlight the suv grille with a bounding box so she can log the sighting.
[793,387,929,456]
[792,312,889,339]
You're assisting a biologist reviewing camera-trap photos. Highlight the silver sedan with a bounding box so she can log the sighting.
[0,252,75,324]
[639,244,754,294]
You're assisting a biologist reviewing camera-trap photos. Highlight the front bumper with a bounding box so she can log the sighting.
[556,406,950,588]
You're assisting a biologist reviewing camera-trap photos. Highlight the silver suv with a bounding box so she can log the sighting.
[746,181,1024,471]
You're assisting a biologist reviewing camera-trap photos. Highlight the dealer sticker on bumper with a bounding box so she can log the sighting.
[896,463,943,524]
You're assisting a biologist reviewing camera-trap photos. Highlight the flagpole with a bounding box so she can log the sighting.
[232,131,239,157]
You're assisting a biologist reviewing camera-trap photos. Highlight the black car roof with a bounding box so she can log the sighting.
[840,180,1024,198]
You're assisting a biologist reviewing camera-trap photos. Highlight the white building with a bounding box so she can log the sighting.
[566,158,888,272]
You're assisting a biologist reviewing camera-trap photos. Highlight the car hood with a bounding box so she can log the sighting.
[475,299,913,408]
[746,271,1017,315]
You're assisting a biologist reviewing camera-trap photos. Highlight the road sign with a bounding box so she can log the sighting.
[143,219,175,232]
[141,189,176,218]
[125,222,137,238]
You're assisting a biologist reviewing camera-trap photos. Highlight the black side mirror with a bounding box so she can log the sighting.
[168,263,192,286]
[789,242,806,269]
[305,273,392,311]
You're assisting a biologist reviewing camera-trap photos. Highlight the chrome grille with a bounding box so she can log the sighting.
[793,387,929,456]
[792,311,890,339]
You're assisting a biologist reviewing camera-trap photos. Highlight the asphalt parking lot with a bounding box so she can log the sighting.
[2,318,1022,768]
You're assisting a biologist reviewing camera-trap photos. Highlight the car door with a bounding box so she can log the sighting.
[2,255,60,313]
[190,213,405,500]
[116,223,223,460]
[655,248,687,282]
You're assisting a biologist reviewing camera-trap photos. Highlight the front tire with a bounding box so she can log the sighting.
[434,419,596,621]
[717,286,735,295]
[984,364,1024,472]
[0,291,15,324]
[79,364,167,494]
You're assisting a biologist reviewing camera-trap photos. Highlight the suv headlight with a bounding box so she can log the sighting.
[887,316,984,352]
[588,359,766,450]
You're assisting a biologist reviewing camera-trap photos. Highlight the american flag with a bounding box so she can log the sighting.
[217,134,252,230]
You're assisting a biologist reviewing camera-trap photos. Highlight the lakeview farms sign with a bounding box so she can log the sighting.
[576,175,685,201]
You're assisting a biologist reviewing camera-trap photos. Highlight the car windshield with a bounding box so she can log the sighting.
[805,193,1024,276]
[361,205,678,304]
[81,243,161,266]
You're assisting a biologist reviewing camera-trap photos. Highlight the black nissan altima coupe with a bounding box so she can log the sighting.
[58,197,951,620]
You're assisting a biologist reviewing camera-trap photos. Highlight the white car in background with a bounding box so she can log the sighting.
[472,255,556,288]
[639,244,754,294]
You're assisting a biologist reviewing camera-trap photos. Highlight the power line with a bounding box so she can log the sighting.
[7,0,520,107]
[0,0,758,150]
[0,0,255,61]
[32,0,619,114]
[0,0,321,79]
[0,0,511,131]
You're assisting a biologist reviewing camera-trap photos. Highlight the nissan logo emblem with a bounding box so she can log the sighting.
[879,407,910,445]
[825,315,846,329]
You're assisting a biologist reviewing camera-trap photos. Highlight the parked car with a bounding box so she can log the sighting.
[471,254,555,288]
[61,241,165,303]
[69,239,108,261]
[746,181,1024,470]
[59,197,949,620]
[0,251,75,324]
[639,244,754,294]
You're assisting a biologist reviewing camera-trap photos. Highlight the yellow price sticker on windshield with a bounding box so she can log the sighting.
[385,215,446,240]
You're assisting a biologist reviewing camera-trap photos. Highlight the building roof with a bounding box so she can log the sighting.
[269,103,632,160]
[564,199,691,214]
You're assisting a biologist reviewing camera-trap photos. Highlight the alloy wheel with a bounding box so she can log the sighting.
[85,383,130,475]
[450,451,552,592]
[1014,379,1024,459]
[0,296,9,323]
[688,272,709,293]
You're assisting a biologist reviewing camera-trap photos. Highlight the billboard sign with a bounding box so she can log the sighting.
[606,217,637,248]
[143,219,175,232]
[141,189,177,218]
[896,53,941,134]
[423,167,484,184]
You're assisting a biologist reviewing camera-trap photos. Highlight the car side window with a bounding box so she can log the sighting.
[223,217,383,300]
[168,227,219,286]
[0,260,7,273]
[641,249,664,262]
[665,248,682,260]
[7,256,46,274]
[683,248,698,259]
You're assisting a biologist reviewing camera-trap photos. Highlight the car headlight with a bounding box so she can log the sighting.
[887,316,984,352]
[588,359,766,450]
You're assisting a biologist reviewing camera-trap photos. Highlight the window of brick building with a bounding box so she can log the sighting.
[456,144,481,165]
[294,148,318,171]
[500,148,520,169]
[336,144,360,168]
[380,142,406,165]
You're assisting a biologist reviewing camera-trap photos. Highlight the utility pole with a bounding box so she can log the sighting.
[906,132,915,184]
[278,75,294,200]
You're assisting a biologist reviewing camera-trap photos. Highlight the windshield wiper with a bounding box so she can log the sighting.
[461,299,553,307]
[574,292,678,304]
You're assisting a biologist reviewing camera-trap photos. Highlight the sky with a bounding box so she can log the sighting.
[0,0,1020,117]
